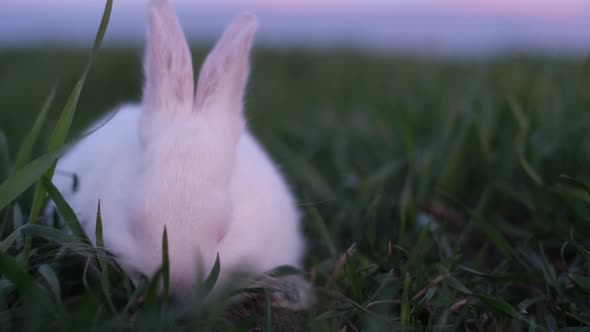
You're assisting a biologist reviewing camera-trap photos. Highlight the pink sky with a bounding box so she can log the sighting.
[1,0,589,55]
[3,0,589,18]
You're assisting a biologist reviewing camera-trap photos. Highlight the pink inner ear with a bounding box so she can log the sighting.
[193,14,258,111]
[194,64,221,109]
[171,54,194,104]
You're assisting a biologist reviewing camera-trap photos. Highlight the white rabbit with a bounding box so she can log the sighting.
[51,0,312,309]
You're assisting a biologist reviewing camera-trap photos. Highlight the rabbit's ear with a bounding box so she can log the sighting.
[143,0,194,114]
[194,14,258,112]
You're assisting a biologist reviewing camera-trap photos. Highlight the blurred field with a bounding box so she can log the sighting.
[1,48,590,330]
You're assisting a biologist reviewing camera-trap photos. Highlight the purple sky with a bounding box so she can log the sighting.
[1,0,589,56]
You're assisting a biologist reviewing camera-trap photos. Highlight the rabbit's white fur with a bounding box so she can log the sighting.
[51,0,310,308]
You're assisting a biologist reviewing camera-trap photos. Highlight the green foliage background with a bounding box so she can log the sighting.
[0,8,590,330]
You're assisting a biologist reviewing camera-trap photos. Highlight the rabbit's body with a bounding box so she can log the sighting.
[54,106,303,280]
[50,0,311,309]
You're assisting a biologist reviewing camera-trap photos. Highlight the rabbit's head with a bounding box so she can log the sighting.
[112,0,259,293]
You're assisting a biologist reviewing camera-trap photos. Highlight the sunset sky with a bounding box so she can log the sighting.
[1,0,589,55]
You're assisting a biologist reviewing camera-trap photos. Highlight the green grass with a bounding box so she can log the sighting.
[1,20,590,332]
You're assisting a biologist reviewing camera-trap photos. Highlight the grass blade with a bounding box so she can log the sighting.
[42,177,90,245]
[0,253,45,297]
[195,253,221,302]
[94,201,116,314]
[476,293,530,324]
[161,226,170,305]
[0,146,70,211]
[264,295,273,332]
[142,268,163,311]
[398,174,413,245]
[120,277,148,316]
[568,274,590,293]
[558,175,590,196]
[13,85,57,170]
[38,264,62,305]
[307,204,337,257]
[0,252,50,331]
[23,0,113,266]
[92,0,113,54]
[0,227,21,253]
[507,93,543,186]
[401,272,411,328]
[344,256,362,302]
[0,131,10,179]
[271,139,334,200]
[25,76,88,234]
[20,224,85,248]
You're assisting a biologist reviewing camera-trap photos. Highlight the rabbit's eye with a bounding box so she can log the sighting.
[125,268,143,281]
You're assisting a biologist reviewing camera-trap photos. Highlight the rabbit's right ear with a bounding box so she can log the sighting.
[142,0,194,116]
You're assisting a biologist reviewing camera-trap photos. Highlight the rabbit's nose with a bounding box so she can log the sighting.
[217,229,227,242]
[169,276,196,297]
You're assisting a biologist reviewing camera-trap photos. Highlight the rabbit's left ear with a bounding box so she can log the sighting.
[194,14,258,112]
[143,0,194,115]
